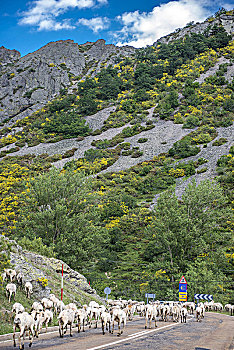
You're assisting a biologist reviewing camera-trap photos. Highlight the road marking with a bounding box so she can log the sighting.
[87,321,191,350]
[127,330,149,337]
[0,330,59,344]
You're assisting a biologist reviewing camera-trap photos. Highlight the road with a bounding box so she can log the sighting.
[0,313,233,350]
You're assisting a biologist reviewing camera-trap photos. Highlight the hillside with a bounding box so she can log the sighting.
[0,8,233,306]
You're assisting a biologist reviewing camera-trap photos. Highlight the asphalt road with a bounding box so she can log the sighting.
[0,313,233,350]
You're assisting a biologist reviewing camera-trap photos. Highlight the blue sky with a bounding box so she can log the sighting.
[1,0,233,56]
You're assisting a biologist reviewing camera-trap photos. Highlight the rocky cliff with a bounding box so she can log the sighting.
[155,12,234,45]
[1,236,102,304]
[0,39,135,123]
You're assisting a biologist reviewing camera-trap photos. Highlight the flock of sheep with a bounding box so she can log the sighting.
[1,268,234,350]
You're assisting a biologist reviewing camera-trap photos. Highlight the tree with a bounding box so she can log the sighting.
[144,180,232,293]
[16,168,109,270]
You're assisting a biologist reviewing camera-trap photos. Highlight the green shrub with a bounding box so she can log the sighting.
[122,150,132,156]
[169,138,200,159]
[131,150,143,158]
[197,167,207,174]
[62,148,78,159]
[137,138,148,143]
[212,138,228,146]
[18,237,55,258]
[183,115,200,128]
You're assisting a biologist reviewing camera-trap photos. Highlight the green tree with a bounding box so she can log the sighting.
[145,180,232,293]
[16,168,109,270]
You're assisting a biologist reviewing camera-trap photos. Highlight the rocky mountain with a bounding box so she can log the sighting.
[0,39,134,123]
[156,10,234,44]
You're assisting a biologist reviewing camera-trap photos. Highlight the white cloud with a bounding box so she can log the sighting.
[78,16,109,32]
[116,0,233,47]
[19,0,107,31]
[38,19,75,31]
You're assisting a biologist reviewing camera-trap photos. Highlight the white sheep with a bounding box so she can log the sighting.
[31,310,43,338]
[162,304,170,322]
[58,309,76,338]
[65,302,78,312]
[100,311,111,335]
[76,308,87,333]
[16,272,24,289]
[196,306,202,322]
[89,301,99,308]
[124,304,135,321]
[87,306,100,329]
[31,301,43,313]
[5,269,17,282]
[136,303,145,316]
[6,283,16,302]
[56,300,65,314]
[25,281,33,299]
[13,312,34,349]
[49,294,60,312]
[39,309,53,333]
[180,307,188,323]
[144,304,158,329]
[172,305,180,322]
[12,302,25,315]
[41,297,53,310]
[1,271,7,284]
[111,307,127,336]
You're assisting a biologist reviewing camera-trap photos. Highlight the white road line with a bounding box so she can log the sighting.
[127,330,149,337]
[0,330,59,344]
[87,321,191,350]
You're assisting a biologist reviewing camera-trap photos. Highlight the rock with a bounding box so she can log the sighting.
[0,39,135,124]
[0,235,100,302]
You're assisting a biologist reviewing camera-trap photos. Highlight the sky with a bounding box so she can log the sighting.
[0,0,233,56]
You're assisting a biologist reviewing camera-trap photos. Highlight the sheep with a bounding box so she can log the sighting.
[55,300,65,314]
[58,309,76,338]
[145,304,158,329]
[111,307,127,336]
[225,304,234,315]
[224,304,232,312]
[198,302,205,318]
[41,297,53,310]
[180,307,188,323]
[162,305,170,322]
[49,294,60,313]
[39,309,53,333]
[25,281,33,299]
[1,271,7,284]
[31,310,43,338]
[13,312,34,349]
[16,272,24,289]
[124,304,135,321]
[5,269,17,282]
[12,302,25,315]
[100,311,111,335]
[31,301,43,313]
[196,306,202,322]
[89,301,99,308]
[136,303,145,316]
[76,308,87,333]
[188,302,195,314]
[172,305,180,322]
[213,302,223,312]
[6,283,16,302]
[230,305,234,316]
[65,303,78,312]
[87,306,100,329]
